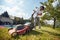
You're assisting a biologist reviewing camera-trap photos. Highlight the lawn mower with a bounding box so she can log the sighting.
[8,22,34,37]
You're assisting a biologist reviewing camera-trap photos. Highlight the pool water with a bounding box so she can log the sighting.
[4,25,16,28]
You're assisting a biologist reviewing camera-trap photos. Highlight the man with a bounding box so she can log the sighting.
[32,6,44,29]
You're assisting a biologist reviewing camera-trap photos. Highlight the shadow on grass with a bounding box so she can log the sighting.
[41,30,60,36]
[27,30,43,35]
[11,35,22,40]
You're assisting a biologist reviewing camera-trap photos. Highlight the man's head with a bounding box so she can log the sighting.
[40,6,44,10]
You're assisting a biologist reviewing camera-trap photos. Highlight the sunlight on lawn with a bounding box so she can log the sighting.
[0,26,60,40]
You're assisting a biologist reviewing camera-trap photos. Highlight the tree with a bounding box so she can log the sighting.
[41,0,60,29]
[13,17,24,24]
[1,11,9,18]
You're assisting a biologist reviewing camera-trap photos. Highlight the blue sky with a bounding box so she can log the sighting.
[0,0,48,19]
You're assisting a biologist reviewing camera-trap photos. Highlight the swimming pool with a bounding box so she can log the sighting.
[4,25,16,28]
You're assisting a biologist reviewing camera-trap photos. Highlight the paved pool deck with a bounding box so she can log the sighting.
[0,26,5,28]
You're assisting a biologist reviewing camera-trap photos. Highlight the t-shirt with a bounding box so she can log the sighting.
[33,8,39,18]
[33,8,43,18]
[37,11,43,17]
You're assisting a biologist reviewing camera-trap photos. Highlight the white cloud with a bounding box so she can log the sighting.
[44,20,54,25]
[5,0,14,4]
[0,5,7,14]
[0,5,29,19]
[0,0,29,19]
[5,0,24,6]
[52,0,59,7]
[19,0,24,5]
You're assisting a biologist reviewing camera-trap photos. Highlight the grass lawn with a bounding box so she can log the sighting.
[0,26,60,40]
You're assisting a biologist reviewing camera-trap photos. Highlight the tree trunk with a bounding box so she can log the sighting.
[53,17,56,29]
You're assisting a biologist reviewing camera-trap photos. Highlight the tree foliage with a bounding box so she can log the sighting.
[41,0,60,19]
[41,0,60,28]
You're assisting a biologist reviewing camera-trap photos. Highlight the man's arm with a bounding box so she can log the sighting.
[32,10,36,16]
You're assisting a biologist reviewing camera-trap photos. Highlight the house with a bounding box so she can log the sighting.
[0,11,13,25]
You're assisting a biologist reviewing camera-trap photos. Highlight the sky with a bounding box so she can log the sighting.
[0,0,47,19]
[52,0,59,7]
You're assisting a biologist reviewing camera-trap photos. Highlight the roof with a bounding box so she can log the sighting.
[0,16,13,23]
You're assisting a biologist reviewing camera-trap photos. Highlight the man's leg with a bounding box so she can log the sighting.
[37,17,41,29]
[34,17,37,29]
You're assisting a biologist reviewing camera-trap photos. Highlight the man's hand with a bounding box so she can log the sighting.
[33,10,36,13]
[32,13,34,17]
